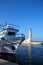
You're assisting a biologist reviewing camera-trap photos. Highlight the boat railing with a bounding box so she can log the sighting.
[9,33,25,39]
[0,24,20,32]
[4,33,25,40]
[15,33,25,38]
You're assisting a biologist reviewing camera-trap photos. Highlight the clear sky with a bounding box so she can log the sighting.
[0,0,43,41]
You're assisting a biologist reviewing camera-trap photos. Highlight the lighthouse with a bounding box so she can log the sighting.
[29,28,32,42]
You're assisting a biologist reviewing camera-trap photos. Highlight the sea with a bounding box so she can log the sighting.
[0,43,43,65]
[16,43,43,65]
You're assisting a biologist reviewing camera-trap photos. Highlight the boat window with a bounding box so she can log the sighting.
[8,32,16,35]
[11,46,15,50]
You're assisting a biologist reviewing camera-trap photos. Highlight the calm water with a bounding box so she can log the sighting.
[16,44,43,65]
[0,43,43,65]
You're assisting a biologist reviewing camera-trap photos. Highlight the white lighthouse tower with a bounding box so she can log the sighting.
[29,28,32,42]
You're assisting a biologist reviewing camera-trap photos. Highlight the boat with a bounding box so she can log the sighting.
[0,23,25,61]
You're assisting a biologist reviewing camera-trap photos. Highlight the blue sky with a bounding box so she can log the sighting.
[0,0,43,41]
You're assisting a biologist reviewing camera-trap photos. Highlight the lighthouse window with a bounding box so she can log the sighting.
[8,32,15,35]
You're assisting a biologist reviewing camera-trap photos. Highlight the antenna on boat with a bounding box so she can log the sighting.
[3,21,8,29]
[9,24,20,28]
[0,23,4,29]
[5,21,7,26]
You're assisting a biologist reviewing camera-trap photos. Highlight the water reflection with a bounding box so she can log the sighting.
[32,45,43,65]
[16,44,43,65]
